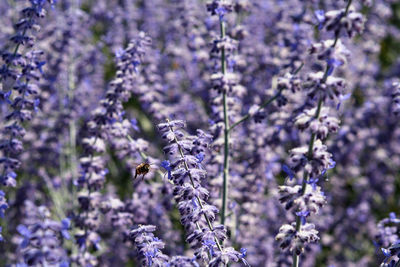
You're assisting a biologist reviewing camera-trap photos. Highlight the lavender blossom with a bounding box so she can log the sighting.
[129,225,169,267]
[158,119,248,266]
[0,0,53,221]
[276,1,365,266]
[14,201,70,266]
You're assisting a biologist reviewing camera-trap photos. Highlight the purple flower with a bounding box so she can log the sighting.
[215,7,227,19]
[0,91,12,104]
[158,119,241,265]
[161,160,172,180]
[336,93,351,110]
[33,98,40,112]
[282,164,295,180]
[314,10,325,30]
[129,225,169,266]
[328,158,336,169]
[61,218,71,240]
[238,248,250,266]
[382,247,391,258]
[115,47,125,58]
[0,191,9,218]
[16,225,32,249]
[36,61,45,74]
[130,118,140,131]
[307,178,319,191]
[196,152,205,169]
[326,58,344,76]
[203,239,216,256]
[206,1,233,18]
[195,152,205,163]
[296,210,310,225]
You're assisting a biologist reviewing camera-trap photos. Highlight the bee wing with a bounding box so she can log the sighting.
[149,164,160,170]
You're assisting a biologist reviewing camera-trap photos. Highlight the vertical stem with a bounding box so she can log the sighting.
[292,252,300,267]
[220,17,230,229]
[68,62,78,181]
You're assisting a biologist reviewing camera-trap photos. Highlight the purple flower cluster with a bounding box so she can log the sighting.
[158,119,248,266]
[276,2,365,265]
[0,0,53,217]
[14,201,70,266]
[0,0,399,266]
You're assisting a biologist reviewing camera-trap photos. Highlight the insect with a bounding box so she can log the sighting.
[134,162,152,180]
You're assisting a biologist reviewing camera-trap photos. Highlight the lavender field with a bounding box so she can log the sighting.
[1,0,400,266]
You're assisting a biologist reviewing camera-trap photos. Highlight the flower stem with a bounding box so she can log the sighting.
[220,17,230,229]
[229,62,304,132]
[229,91,281,132]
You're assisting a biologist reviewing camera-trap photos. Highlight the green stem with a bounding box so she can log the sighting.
[68,63,78,181]
[229,62,304,132]
[220,17,230,229]
[291,2,352,266]
[229,91,281,132]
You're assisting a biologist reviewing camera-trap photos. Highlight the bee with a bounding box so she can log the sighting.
[134,162,152,180]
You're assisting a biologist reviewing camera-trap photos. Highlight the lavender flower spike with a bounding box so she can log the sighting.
[158,119,248,266]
